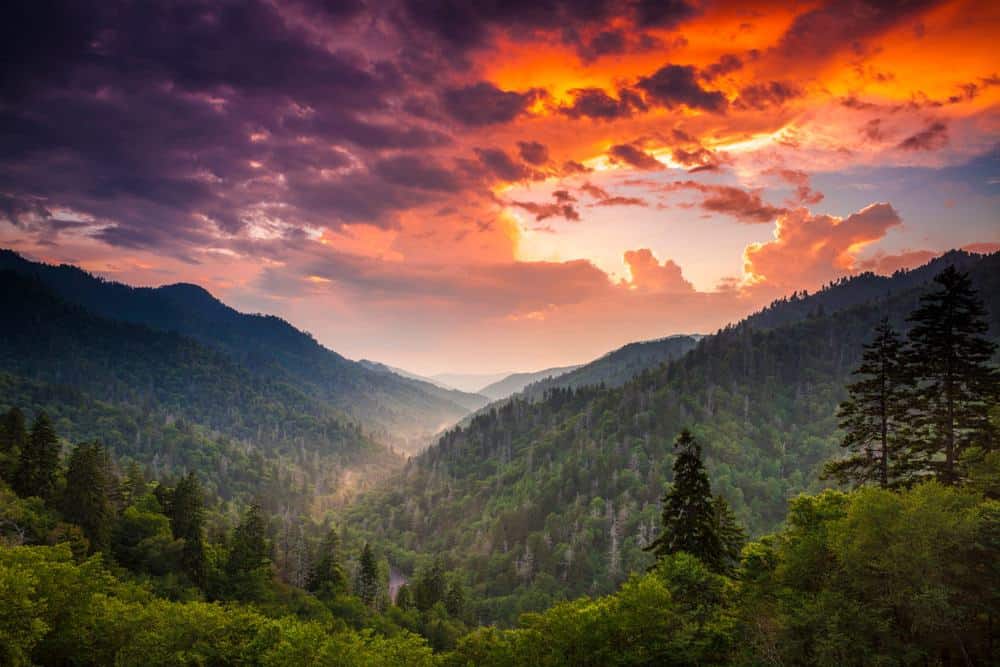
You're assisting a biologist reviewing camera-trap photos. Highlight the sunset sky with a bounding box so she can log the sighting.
[2,0,998,375]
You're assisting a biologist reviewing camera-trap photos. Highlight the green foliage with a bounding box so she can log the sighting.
[447,557,736,666]
[414,558,447,612]
[309,526,348,598]
[350,253,999,623]
[167,471,207,587]
[738,482,998,665]
[0,269,392,514]
[111,501,183,576]
[395,582,414,610]
[0,543,437,666]
[355,542,380,609]
[14,413,61,502]
[827,318,910,487]
[224,503,271,601]
[0,406,27,482]
[906,266,999,483]
[646,430,743,575]
[62,442,114,553]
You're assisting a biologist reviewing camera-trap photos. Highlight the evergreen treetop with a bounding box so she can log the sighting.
[826,318,911,487]
[906,266,999,483]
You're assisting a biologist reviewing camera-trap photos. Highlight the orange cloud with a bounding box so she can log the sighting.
[744,203,903,289]
[623,249,695,293]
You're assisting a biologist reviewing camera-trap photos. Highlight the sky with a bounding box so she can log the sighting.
[1,0,998,375]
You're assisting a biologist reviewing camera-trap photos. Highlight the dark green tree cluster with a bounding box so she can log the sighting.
[645,429,745,575]
[828,267,999,487]
[308,526,348,598]
[12,412,61,503]
[355,542,380,609]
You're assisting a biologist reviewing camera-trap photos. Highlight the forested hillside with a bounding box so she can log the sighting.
[0,271,398,508]
[348,252,1000,623]
[519,334,700,400]
[478,365,582,401]
[0,250,487,450]
[1,261,995,665]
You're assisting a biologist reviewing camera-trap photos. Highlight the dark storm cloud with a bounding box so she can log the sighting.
[607,144,664,171]
[776,0,943,61]
[703,54,743,80]
[560,88,647,120]
[633,0,699,28]
[897,121,949,151]
[400,0,616,52]
[0,0,487,251]
[511,200,581,222]
[667,181,786,224]
[517,141,550,165]
[636,65,728,112]
[373,155,466,192]
[442,82,542,126]
[475,148,532,182]
[734,81,801,111]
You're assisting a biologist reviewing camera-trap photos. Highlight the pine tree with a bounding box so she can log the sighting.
[646,430,729,573]
[119,460,147,506]
[395,583,413,610]
[14,412,61,502]
[906,267,999,484]
[415,558,446,611]
[355,542,379,609]
[170,472,207,587]
[62,442,114,553]
[0,407,27,482]
[308,526,347,597]
[225,503,271,600]
[444,580,465,618]
[825,318,910,487]
[711,496,745,576]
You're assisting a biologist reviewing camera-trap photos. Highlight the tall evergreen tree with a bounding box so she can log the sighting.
[645,430,741,574]
[444,580,465,618]
[119,460,147,506]
[225,503,271,600]
[711,496,745,576]
[169,472,207,587]
[62,442,114,553]
[906,267,999,483]
[395,583,413,610]
[355,542,379,609]
[14,413,61,502]
[414,559,446,611]
[308,526,347,597]
[826,318,910,487]
[0,407,28,482]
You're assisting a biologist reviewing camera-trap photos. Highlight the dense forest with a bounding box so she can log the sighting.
[1,253,997,665]
[346,252,1000,623]
[0,270,396,514]
[0,249,488,451]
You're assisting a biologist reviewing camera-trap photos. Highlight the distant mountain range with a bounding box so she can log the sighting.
[477,365,582,400]
[348,250,1000,623]
[429,372,512,394]
[519,334,701,399]
[0,250,487,453]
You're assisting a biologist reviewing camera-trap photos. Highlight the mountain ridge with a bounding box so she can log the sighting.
[0,249,485,451]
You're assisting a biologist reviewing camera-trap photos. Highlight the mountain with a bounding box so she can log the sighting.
[477,365,582,400]
[430,372,511,393]
[0,270,397,509]
[0,249,483,451]
[347,251,1000,624]
[740,249,992,331]
[519,335,701,399]
[356,359,489,413]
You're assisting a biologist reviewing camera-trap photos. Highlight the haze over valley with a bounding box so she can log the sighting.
[1,1,998,664]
